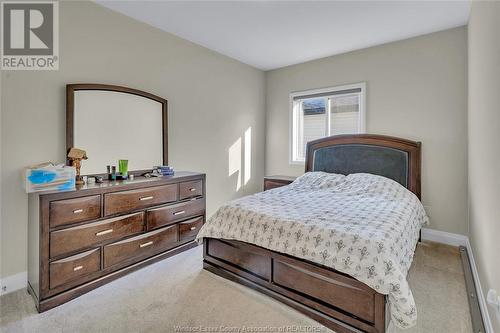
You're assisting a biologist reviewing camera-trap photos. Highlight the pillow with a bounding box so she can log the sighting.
[291,171,345,189]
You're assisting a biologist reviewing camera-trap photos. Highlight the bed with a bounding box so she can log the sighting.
[197,134,426,333]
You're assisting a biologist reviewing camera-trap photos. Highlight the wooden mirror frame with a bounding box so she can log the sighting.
[66,83,168,175]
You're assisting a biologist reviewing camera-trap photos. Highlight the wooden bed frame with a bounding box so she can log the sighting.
[203,134,422,333]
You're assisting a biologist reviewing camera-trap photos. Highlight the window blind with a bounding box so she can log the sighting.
[292,87,362,101]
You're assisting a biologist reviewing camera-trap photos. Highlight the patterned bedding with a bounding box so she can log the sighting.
[196,172,428,329]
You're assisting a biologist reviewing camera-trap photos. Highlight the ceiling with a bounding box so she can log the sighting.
[96,1,470,71]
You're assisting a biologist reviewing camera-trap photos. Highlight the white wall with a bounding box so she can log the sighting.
[0,1,265,280]
[266,27,468,235]
[468,1,500,330]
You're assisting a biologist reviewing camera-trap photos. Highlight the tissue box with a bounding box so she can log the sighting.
[25,163,76,193]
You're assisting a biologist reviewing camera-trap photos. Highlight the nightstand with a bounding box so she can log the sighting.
[263,175,297,191]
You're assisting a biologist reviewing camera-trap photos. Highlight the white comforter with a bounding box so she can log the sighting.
[196,172,428,329]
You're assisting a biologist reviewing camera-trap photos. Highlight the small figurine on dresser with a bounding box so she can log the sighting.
[67,148,88,185]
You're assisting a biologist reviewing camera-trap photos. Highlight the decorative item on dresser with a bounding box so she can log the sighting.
[263,175,297,191]
[28,172,205,312]
[67,148,88,185]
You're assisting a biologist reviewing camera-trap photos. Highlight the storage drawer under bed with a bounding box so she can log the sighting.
[204,238,383,326]
[273,259,379,323]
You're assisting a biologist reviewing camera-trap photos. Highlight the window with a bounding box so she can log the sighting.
[290,83,366,164]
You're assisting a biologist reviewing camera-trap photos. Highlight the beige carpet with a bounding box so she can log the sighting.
[0,242,472,333]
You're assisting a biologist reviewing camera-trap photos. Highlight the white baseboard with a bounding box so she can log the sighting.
[465,239,495,333]
[421,227,468,247]
[0,271,27,296]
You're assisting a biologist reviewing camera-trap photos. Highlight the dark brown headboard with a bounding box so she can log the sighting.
[305,134,421,199]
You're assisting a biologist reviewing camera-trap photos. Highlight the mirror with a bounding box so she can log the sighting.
[67,84,168,176]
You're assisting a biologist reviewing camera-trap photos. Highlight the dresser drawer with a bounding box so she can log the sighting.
[179,180,203,200]
[50,195,101,228]
[50,212,144,258]
[49,248,100,289]
[179,216,204,242]
[146,198,205,230]
[103,224,178,268]
[103,184,177,216]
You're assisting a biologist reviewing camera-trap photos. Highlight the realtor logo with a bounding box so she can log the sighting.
[1,1,59,70]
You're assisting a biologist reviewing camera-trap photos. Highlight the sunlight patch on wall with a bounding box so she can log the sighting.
[244,127,252,185]
[228,137,242,190]
[228,127,252,191]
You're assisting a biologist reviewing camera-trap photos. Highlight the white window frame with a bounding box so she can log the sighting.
[289,82,366,165]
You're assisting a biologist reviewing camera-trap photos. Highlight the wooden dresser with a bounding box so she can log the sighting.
[28,171,205,311]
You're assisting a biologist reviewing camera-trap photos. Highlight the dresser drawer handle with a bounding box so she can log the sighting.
[173,210,185,216]
[189,188,197,192]
[190,226,197,231]
[139,196,154,201]
[73,209,83,214]
[139,241,153,248]
[96,229,113,236]
[73,265,83,271]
